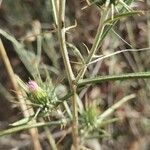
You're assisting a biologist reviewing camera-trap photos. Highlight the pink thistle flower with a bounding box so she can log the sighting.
[27,80,39,92]
[27,80,47,103]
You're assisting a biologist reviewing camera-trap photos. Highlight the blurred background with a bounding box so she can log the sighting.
[0,0,150,149]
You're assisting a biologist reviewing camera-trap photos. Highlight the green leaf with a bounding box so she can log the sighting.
[10,117,32,126]
[0,120,68,137]
[0,29,38,76]
[78,72,150,86]
[104,11,143,24]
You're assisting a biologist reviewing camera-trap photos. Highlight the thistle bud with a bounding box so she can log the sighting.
[27,80,47,104]
[27,80,39,92]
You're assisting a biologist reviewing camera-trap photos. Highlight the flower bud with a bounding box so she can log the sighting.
[27,80,47,104]
[27,80,39,92]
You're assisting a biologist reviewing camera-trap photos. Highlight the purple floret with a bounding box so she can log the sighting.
[27,80,39,92]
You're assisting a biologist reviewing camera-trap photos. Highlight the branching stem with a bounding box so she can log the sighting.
[76,8,109,81]
[56,0,78,149]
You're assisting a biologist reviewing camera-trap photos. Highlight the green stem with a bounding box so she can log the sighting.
[50,0,59,25]
[78,72,150,86]
[56,1,78,149]
[75,8,109,81]
[0,120,65,137]
[57,0,75,84]
[72,85,79,149]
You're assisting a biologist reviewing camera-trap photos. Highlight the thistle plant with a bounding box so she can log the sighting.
[15,76,64,120]
[0,0,150,150]
[26,80,57,117]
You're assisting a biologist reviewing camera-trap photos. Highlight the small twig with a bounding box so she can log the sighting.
[88,48,150,65]
[52,0,79,148]
[65,20,77,31]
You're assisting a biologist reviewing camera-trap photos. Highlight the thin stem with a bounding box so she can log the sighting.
[89,48,150,65]
[0,39,42,150]
[56,1,78,149]
[0,120,65,137]
[63,101,73,119]
[72,85,79,149]
[57,0,75,84]
[78,72,150,87]
[76,8,109,81]
[0,39,19,97]
[50,0,59,25]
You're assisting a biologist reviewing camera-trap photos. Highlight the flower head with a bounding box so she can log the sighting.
[27,80,39,92]
[27,80,48,104]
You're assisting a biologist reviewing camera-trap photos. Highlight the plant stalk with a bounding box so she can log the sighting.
[76,8,109,81]
[57,0,78,149]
